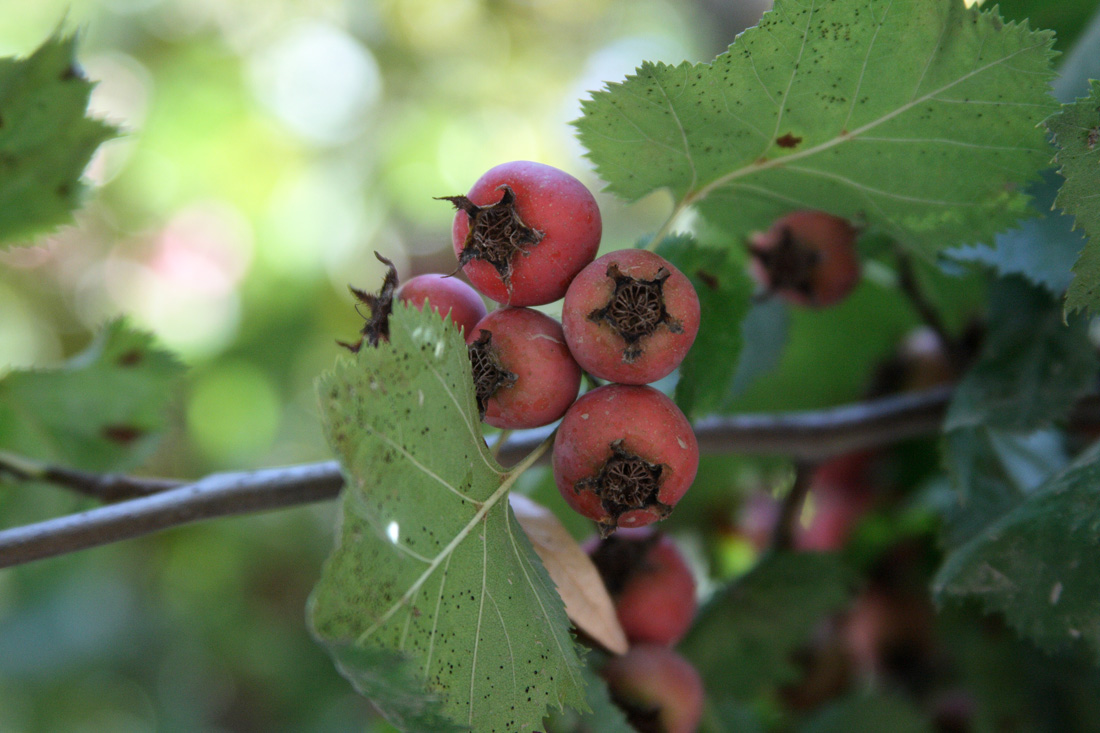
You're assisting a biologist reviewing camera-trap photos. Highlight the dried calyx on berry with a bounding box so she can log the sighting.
[464,307,581,430]
[467,329,518,418]
[587,263,683,363]
[562,249,700,385]
[577,440,672,532]
[444,161,602,307]
[553,384,698,537]
[440,185,544,289]
[339,252,398,352]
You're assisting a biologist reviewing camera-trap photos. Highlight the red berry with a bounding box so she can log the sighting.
[442,161,602,306]
[748,210,860,307]
[600,644,704,733]
[587,528,697,646]
[466,307,581,430]
[553,384,698,536]
[796,452,875,552]
[562,249,700,385]
[396,274,487,336]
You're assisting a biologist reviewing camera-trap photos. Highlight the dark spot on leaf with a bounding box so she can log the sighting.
[695,269,720,291]
[61,64,83,81]
[102,425,144,444]
[117,349,143,367]
[57,182,72,198]
[776,133,802,148]
[1088,127,1099,151]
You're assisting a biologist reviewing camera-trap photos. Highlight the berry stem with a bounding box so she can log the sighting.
[769,461,815,552]
[644,200,691,252]
[490,429,514,462]
[894,250,966,369]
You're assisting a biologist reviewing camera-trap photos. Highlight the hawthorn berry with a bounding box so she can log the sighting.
[396,273,487,336]
[748,210,860,307]
[553,384,698,536]
[466,307,581,430]
[442,160,602,306]
[600,644,705,733]
[587,528,697,646]
[562,249,700,385]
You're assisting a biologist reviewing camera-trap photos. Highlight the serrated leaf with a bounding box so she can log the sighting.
[945,277,1096,433]
[575,0,1056,252]
[1050,81,1100,315]
[326,644,466,733]
[510,493,628,655]
[934,441,1100,657]
[800,691,933,733]
[309,303,586,733]
[655,234,754,417]
[680,552,852,701]
[939,428,1068,547]
[0,320,183,472]
[543,655,634,733]
[0,31,117,246]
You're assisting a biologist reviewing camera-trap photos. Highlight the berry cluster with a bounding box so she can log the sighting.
[343,163,863,545]
[586,528,704,733]
[437,161,702,537]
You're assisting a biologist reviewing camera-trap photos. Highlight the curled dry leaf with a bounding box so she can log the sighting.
[509,493,628,655]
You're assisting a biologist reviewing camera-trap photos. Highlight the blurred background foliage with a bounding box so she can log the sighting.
[0,0,1096,730]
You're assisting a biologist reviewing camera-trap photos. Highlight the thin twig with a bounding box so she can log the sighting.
[5,387,1100,569]
[0,462,344,569]
[894,252,963,366]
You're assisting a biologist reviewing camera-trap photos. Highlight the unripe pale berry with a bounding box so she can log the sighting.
[466,307,581,430]
[586,528,697,646]
[562,249,700,385]
[397,274,487,336]
[442,161,602,306]
[748,210,860,307]
[553,384,698,536]
[600,644,705,733]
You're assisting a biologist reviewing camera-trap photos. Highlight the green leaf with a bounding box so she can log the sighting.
[938,428,1068,547]
[934,441,1100,657]
[309,303,586,733]
[325,644,466,733]
[0,31,117,246]
[800,691,933,733]
[937,602,1100,732]
[656,234,754,417]
[945,277,1096,433]
[543,654,634,733]
[575,0,1057,252]
[723,299,790,406]
[680,552,852,701]
[996,0,1098,51]
[0,320,183,472]
[1050,81,1100,315]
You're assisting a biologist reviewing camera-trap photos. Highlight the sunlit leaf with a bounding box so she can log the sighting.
[310,303,586,733]
[575,0,1056,252]
[0,31,117,246]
